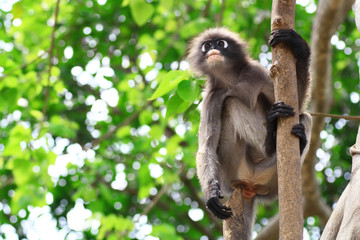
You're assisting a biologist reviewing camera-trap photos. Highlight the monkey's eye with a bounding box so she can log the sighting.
[217,40,228,48]
[201,42,211,52]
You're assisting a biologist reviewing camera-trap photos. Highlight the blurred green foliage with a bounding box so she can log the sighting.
[0,0,359,239]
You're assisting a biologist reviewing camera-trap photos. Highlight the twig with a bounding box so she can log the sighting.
[217,0,226,26]
[180,173,223,232]
[42,0,61,118]
[85,101,153,150]
[0,51,47,79]
[310,112,360,121]
[202,0,212,18]
[120,165,186,239]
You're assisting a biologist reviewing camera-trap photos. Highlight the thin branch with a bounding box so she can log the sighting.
[120,165,186,239]
[84,101,153,150]
[217,0,226,26]
[310,112,360,121]
[181,173,223,232]
[42,0,61,118]
[0,51,47,79]
[202,0,212,18]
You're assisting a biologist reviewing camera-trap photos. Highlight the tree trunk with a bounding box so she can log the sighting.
[320,126,360,239]
[270,1,303,239]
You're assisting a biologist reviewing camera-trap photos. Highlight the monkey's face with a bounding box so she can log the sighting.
[201,39,229,67]
[187,28,248,76]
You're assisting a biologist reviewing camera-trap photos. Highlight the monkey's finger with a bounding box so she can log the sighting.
[213,200,232,215]
[272,101,294,111]
[267,110,295,122]
[221,204,232,211]
[291,123,305,134]
[267,102,295,121]
[269,29,300,47]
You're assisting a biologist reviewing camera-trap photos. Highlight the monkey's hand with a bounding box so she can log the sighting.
[291,123,307,155]
[206,196,232,219]
[265,102,295,156]
[268,29,310,61]
[206,181,232,219]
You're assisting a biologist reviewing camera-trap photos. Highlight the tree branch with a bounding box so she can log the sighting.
[216,0,226,26]
[180,173,223,232]
[42,0,61,118]
[84,101,153,150]
[310,112,360,121]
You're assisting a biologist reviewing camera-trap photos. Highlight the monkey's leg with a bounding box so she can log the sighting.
[291,123,307,155]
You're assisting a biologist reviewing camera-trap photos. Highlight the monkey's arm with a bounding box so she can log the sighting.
[197,89,232,219]
[266,29,311,156]
[269,29,310,110]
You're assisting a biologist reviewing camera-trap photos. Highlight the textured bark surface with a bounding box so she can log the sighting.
[320,126,360,239]
[223,189,255,240]
[270,1,303,239]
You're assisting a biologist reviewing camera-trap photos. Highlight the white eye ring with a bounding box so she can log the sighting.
[201,42,211,52]
[217,40,228,48]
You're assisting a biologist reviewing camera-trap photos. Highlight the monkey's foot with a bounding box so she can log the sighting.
[291,123,307,155]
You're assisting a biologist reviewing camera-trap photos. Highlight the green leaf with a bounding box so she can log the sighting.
[177,80,200,103]
[139,110,153,125]
[130,0,154,26]
[49,116,79,139]
[138,164,153,200]
[116,126,131,138]
[149,125,164,139]
[160,0,173,10]
[30,109,43,121]
[150,70,190,100]
[98,215,134,240]
[166,94,184,118]
[177,99,193,114]
[166,135,182,155]
[152,224,181,239]
[3,76,18,88]
[122,0,131,7]
[3,125,31,157]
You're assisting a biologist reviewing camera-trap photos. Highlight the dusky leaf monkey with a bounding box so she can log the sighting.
[187,27,312,236]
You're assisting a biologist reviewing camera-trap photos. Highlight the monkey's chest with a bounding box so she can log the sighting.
[218,97,274,189]
[220,97,267,153]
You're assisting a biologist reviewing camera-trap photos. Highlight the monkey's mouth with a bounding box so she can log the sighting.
[206,50,223,64]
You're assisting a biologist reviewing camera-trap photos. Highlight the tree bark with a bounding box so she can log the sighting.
[320,126,360,239]
[223,189,256,240]
[270,1,303,239]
